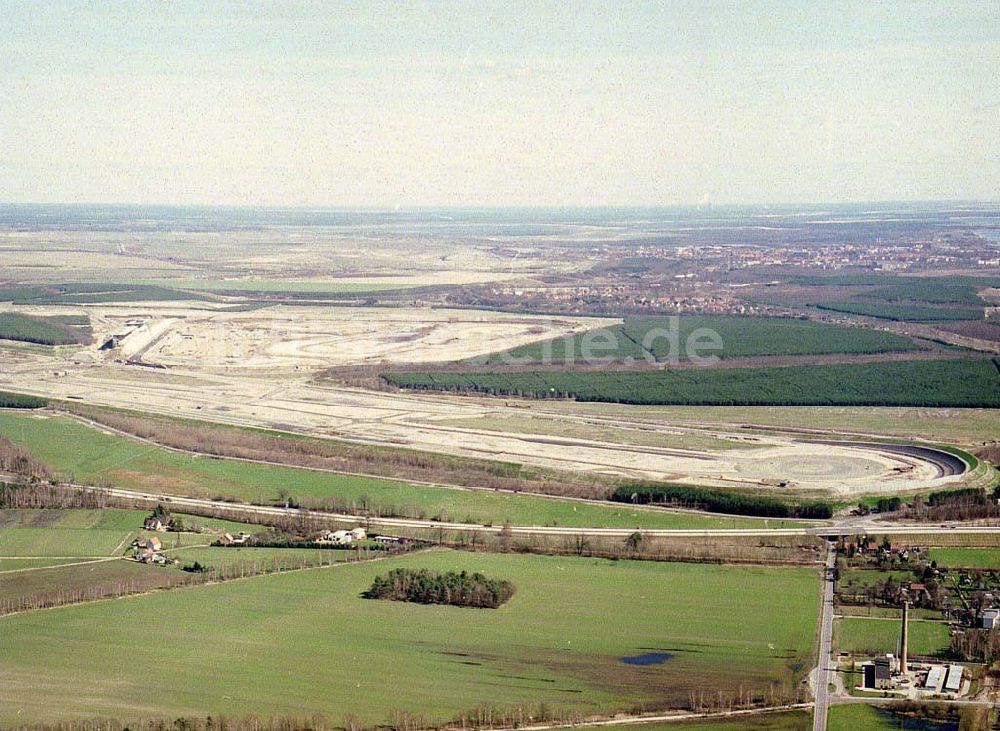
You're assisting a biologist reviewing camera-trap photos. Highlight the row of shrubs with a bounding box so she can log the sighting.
[611,482,834,519]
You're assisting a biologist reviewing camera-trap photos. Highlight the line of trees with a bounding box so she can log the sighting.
[0,435,53,481]
[0,481,103,509]
[611,482,833,519]
[447,529,823,565]
[0,391,47,408]
[949,628,1000,664]
[896,485,1000,522]
[363,568,515,608]
[0,548,373,618]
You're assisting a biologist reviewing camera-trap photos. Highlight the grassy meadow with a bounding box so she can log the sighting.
[0,508,143,557]
[0,410,804,530]
[926,548,1000,569]
[0,557,84,571]
[0,508,255,558]
[827,704,959,730]
[616,710,811,730]
[836,617,950,658]
[0,551,819,725]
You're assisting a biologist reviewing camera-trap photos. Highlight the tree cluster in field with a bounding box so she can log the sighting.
[896,485,1000,522]
[0,390,47,409]
[363,568,515,608]
[612,482,833,519]
[949,628,1000,663]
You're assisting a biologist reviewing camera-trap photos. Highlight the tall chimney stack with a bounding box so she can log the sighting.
[900,601,909,674]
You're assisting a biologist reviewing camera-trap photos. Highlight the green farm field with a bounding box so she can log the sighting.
[0,551,819,725]
[0,411,805,530]
[0,557,84,571]
[827,704,958,730]
[0,557,193,609]
[0,312,86,345]
[163,545,367,569]
[837,568,913,590]
[927,548,1000,569]
[816,301,984,322]
[836,617,950,658]
[615,710,811,730]
[0,508,141,556]
[0,282,212,304]
[482,315,917,364]
[386,359,1000,407]
[0,508,256,557]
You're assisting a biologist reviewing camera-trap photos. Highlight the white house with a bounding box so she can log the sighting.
[317,529,355,546]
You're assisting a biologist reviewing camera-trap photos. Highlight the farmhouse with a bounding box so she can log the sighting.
[317,529,354,545]
[137,549,168,565]
[221,532,251,545]
[133,536,162,552]
[143,517,167,532]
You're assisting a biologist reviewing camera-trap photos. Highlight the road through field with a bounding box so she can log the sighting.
[6,475,999,540]
[812,542,836,731]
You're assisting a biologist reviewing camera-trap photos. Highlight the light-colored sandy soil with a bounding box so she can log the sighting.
[0,302,966,497]
[42,304,612,369]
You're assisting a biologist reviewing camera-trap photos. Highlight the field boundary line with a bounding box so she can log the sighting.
[110,531,134,555]
[0,557,116,574]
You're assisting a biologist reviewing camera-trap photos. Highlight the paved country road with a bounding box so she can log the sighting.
[812,542,836,731]
[5,475,1000,539]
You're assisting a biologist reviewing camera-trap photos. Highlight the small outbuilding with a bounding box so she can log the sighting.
[979,608,1000,630]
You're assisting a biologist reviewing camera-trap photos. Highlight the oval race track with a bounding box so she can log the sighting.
[810,440,969,478]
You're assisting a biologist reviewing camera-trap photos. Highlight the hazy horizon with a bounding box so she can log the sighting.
[3,2,998,208]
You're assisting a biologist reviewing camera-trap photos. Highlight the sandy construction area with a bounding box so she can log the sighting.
[0,341,963,496]
[8,303,611,369]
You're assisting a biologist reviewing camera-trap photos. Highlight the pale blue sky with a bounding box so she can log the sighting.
[1,1,997,206]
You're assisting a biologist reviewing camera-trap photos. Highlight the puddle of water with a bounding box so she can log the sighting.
[619,651,672,666]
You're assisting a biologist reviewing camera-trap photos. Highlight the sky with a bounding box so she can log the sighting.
[1,1,998,207]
